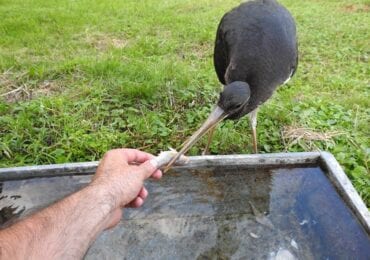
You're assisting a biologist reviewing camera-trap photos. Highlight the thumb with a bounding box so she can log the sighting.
[135,159,159,179]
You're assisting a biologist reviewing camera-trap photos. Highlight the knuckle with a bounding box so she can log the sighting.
[105,149,118,157]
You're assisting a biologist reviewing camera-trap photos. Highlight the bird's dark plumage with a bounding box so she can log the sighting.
[163,0,298,171]
[214,0,298,119]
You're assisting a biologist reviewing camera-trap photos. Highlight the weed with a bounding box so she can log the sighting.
[0,0,369,206]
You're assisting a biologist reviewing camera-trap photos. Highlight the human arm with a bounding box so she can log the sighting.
[0,149,162,259]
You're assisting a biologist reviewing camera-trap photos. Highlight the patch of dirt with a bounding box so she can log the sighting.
[283,126,342,141]
[0,86,30,103]
[0,70,29,102]
[83,32,128,51]
[0,70,62,103]
[32,80,62,98]
[342,4,370,13]
[192,43,212,59]
[177,42,212,60]
[282,125,345,150]
[292,93,305,102]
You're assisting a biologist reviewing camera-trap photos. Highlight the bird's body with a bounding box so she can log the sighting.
[214,0,298,119]
[164,0,298,171]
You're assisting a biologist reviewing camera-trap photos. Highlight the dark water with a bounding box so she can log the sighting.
[0,166,369,259]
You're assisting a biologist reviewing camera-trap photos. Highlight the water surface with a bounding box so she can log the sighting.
[0,166,369,259]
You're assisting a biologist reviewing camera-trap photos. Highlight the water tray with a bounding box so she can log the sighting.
[1,152,369,259]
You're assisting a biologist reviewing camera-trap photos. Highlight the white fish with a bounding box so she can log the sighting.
[152,148,189,169]
[291,239,299,250]
[249,201,274,230]
[275,248,296,260]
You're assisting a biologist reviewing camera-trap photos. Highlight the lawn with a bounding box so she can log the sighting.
[0,0,369,205]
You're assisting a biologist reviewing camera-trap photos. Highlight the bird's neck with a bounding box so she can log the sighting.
[225,62,248,84]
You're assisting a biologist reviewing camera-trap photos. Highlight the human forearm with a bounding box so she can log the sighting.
[0,184,115,259]
[0,149,161,259]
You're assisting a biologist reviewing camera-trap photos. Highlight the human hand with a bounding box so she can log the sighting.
[90,149,162,228]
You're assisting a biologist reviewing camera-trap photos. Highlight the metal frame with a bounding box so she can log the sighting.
[0,151,369,233]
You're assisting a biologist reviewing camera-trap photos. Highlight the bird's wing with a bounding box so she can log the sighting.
[213,21,228,85]
[291,46,299,78]
[283,41,299,85]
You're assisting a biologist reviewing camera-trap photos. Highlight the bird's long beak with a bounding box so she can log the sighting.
[163,106,228,172]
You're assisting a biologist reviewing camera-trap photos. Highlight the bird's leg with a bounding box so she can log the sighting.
[249,108,259,153]
[202,125,216,155]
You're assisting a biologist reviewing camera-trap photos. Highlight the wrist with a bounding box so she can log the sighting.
[84,182,126,230]
[84,182,118,214]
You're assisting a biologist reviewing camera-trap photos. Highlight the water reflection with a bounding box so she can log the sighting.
[0,167,369,259]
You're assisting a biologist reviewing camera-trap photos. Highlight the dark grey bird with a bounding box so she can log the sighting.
[165,0,298,171]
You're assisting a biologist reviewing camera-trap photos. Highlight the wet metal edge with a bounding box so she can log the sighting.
[0,152,368,233]
[0,152,320,180]
[0,161,98,180]
[319,152,370,233]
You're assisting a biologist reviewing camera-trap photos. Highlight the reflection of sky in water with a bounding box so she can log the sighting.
[0,167,369,259]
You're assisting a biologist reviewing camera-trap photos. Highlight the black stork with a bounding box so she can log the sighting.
[165,0,298,171]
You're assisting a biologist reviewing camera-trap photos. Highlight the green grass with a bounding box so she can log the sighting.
[0,0,369,205]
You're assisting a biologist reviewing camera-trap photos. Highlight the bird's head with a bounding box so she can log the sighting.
[217,81,251,119]
[164,81,250,172]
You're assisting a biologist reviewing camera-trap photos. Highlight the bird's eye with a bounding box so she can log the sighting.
[232,103,242,110]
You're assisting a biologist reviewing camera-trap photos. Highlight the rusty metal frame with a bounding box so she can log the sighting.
[0,152,369,233]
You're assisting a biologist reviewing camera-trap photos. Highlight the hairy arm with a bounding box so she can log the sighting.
[0,185,115,258]
[0,149,162,259]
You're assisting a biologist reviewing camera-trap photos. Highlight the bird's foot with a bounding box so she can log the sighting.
[252,145,258,154]
[201,149,210,156]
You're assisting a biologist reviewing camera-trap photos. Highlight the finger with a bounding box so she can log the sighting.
[120,149,155,164]
[151,170,162,180]
[134,160,159,180]
[126,197,144,208]
[138,187,148,200]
